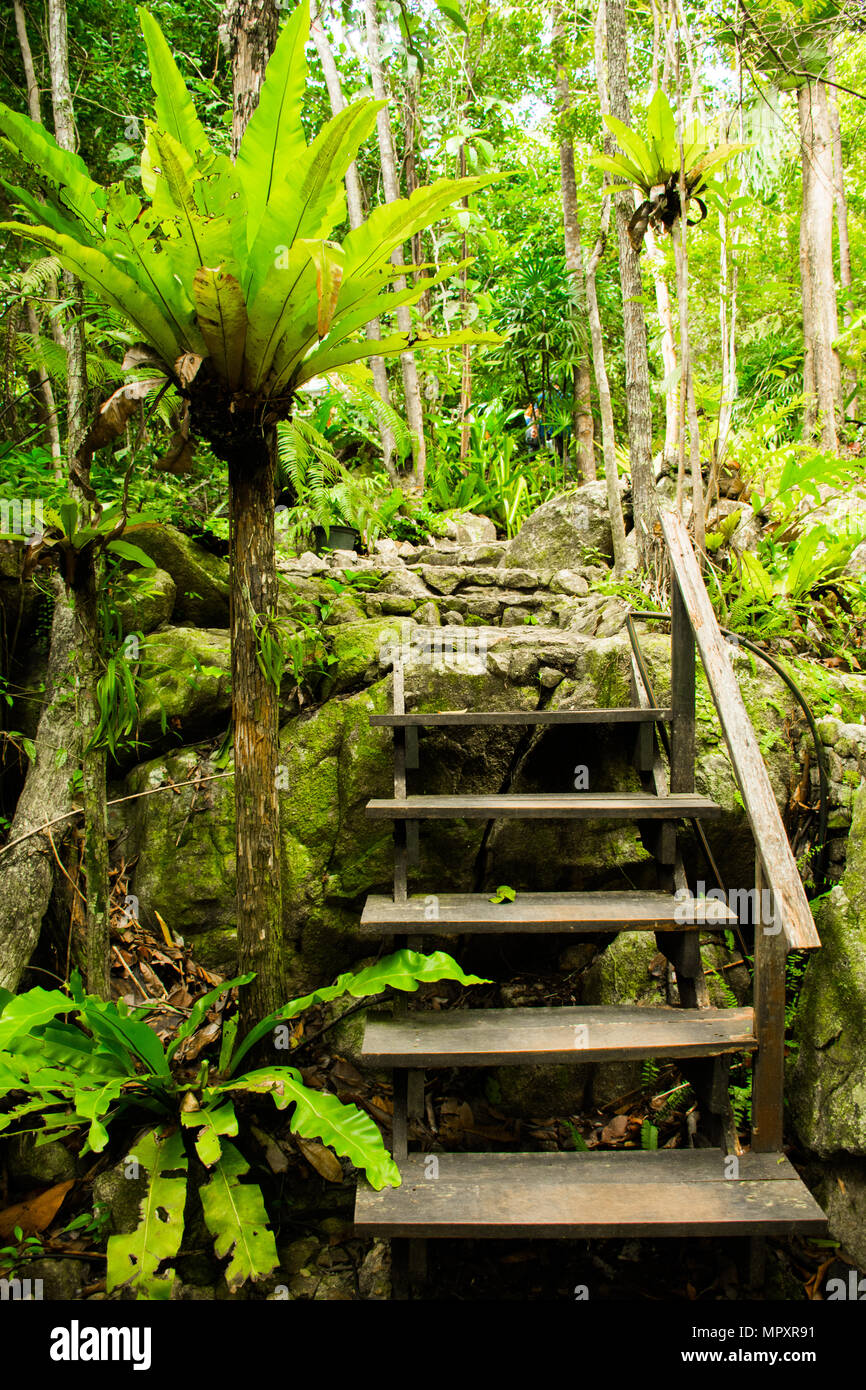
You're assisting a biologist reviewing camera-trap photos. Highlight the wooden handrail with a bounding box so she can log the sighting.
[659,507,821,953]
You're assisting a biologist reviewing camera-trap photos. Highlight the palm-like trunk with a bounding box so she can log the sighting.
[229,441,285,1028]
[222,0,286,1031]
[827,53,855,421]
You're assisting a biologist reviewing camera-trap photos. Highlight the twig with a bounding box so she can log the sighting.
[0,771,234,858]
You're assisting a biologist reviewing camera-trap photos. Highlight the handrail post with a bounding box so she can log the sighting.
[670,573,695,795]
[751,853,786,1152]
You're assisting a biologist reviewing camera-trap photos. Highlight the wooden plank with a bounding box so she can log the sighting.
[370,709,673,726]
[659,508,820,951]
[354,1150,826,1239]
[366,792,722,820]
[362,1003,757,1067]
[670,574,696,794]
[360,890,736,933]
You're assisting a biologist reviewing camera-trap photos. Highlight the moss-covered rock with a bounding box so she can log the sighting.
[581,932,666,1107]
[138,627,231,739]
[790,784,866,1156]
[124,523,230,626]
[114,566,176,635]
[324,617,415,695]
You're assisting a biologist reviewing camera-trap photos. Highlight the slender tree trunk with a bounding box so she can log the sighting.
[644,10,678,472]
[221,0,279,157]
[222,0,286,1030]
[553,2,594,481]
[672,19,704,557]
[0,581,79,991]
[48,0,109,996]
[590,0,627,570]
[603,0,655,564]
[827,53,856,421]
[798,80,841,450]
[364,0,426,487]
[13,2,63,476]
[311,10,397,474]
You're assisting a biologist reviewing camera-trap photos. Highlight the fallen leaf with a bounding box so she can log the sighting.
[295,1138,343,1184]
[0,1180,74,1238]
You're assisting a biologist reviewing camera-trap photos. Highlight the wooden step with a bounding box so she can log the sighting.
[361,889,737,934]
[371,708,673,726]
[362,1004,756,1067]
[366,792,722,820]
[354,1150,827,1239]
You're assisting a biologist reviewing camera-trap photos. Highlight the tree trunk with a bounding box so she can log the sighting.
[229,440,286,1029]
[798,80,841,450]
[672,24,704,557]
[13,2,63,476]
[221,0,286,1032]
[603,0,656,564]
[644,229,679,470]
[590,0,627,571]
[311,10,397,474]
[221,0,280,157]
[553,2,594,481]
[363,0,427,488]
[0,581,78,991]
[49,0,108,995]
[827,53,856,421]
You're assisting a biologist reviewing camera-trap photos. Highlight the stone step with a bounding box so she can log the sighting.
[371,708,672,726]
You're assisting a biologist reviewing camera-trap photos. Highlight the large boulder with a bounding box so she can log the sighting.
[790,783,866,1156]
[123,524,230,626]
[114,566,176,635]
[503,483,627,570]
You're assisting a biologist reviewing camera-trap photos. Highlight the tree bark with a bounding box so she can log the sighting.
[590,0,627,572]
[797,79,841,450]
[220,0,280,157]
[363,0,427,487]
[221,0,286,1032]
[553,2,594,481]
[603,0,656,564]
[13,1,63,476]
[672,18,704,557]
[0,581,78,991]
[827,53,855,421]
[310,9,397,474]
[49,0,109,996]
[229,440,286,1028]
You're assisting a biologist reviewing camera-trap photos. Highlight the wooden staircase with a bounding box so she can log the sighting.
[353,509,826,1293]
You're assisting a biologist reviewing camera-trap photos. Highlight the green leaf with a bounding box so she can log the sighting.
[222,1068,401,1189]
[0,103,106,240]
[199,1140,278,1290]
[589,152,649,189]
[646,90,678,172]
[0,223,181,367]
[105,540,157,567]
[437,1,469,33]
[139,8,213,159]
[181,1099,238,1166]
[80,998,170,1078]
[107,1126,188,1300]
[0,988,76,1052]
[295,327,501,388]
[235,2,311,253]
[489,885,516,904]
[228,949,488,1075]
[602,112,657,185]
[166,973,255,1065]
[192,266,248,389]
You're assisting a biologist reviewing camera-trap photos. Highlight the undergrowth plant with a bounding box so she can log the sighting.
[0,949,486,1298]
